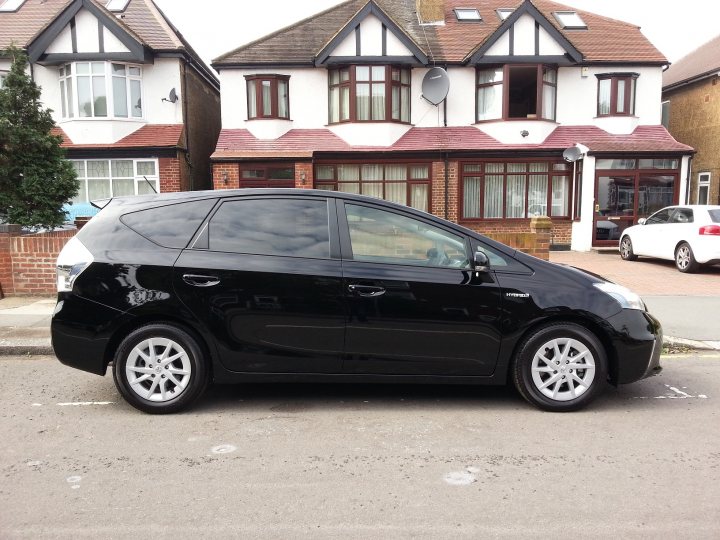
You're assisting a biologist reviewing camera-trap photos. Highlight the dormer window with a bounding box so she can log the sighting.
[105,0,130,12]
[596,73,638,116]
[328,66,411,124]
[0,0,26,12]
[496,9,514,20]
[552,11,587,29]
[454,8,481,21]
[245,75,290,120]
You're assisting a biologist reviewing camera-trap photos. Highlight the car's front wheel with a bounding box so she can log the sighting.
[619,236,637,261]
[512,323,608,412]
[112,324,210,414]
[675,242,699,273]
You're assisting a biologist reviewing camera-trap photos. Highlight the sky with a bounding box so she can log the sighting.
[152,0,720,69]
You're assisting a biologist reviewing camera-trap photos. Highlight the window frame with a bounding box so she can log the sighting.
[698,172,711,205]
[596,73,638,117]
[238,163,295,188]
[245,74,290,120]
[70,158,159,203]
[458,159,573,221]
[476,64,558,122]
[328,65,411,125]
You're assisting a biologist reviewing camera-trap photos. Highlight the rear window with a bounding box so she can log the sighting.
[709,209,720,223]
[121,199,216,248]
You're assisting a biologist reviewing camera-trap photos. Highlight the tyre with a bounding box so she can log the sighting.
[512,323,608,412]
[112,324,210,414]
[619,236,637,261]
[675,242,699,273]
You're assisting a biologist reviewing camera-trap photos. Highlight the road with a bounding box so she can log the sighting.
[2,355,719,539]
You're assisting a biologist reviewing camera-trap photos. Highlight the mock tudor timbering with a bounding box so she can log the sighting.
[210,0,694,251]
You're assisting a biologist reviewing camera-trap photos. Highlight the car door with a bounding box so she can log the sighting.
[338,200,503,376]
[173,195,346,373]
[632,208,672,257]
[665,208,695,259]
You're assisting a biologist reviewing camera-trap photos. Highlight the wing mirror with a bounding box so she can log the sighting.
[637,218,647,225]
[473,251,490,273]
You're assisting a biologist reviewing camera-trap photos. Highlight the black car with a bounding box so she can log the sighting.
[52,189,662,413]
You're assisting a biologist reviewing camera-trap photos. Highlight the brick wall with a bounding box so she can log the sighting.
[463,219,572,248]
[159,156,182,193]
[0,226,74,297]
[294,162,314,189]
[212,163,240,189]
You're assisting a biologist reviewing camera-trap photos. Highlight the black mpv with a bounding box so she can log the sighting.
[52,189,662,413]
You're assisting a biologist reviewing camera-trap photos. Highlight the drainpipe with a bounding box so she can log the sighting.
[685,154,693,204]
[181,58,193,190]
[444,151,449,220]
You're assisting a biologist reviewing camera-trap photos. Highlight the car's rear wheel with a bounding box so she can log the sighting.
[619,236,637,261]
[512,323,608,412]
[112,324,209,414]
[675,242,699,273]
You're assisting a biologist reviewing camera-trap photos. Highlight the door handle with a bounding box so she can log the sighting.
[182,274,221,287]
[348,284,386,298]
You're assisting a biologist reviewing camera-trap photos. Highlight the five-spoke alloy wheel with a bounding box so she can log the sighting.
[512,323,607,411]
[113,324,209,414]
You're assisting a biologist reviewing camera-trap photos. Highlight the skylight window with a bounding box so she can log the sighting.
[105,0,130,12]
[553,11,587,29]
[496,8,514,20]
[0,0,27,12]
[454,8,482,22]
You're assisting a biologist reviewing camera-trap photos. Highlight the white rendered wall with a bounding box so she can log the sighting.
[46,25,73,54]
[326,14,414,59]
[359,15,383,56]
[74,9,101,53]
[538,26,565,55]
[513,14,536,55]
[571,153,596,252]
[104,27,130,53]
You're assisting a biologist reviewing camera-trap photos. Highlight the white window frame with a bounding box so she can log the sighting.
[59,62,144,120]
[71,158,160,203]
[698,172,711,205]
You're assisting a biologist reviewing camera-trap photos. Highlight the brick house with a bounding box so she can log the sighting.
[662,34,720,206]
[0,0,221,219]
[210,0,693,250]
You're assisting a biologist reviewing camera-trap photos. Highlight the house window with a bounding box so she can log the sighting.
[328,66,411,124]
[245,75,289,120]
[476,65,557,121]
[454,8,481,21]
[698,173,710,205]
[315,163,430,211]
[596,73,637,116]
[552,11,587,29]
[496,8,514,20]
[59,62,142,119]
[70,159,159,203]
[661,100,670,128]
[0,0,26,12]
[461,161,571,220]
[239,163,295,188]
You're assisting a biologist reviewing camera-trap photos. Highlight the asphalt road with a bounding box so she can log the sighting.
[2,355,720,539]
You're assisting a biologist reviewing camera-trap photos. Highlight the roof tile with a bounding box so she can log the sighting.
[52,124,184,149]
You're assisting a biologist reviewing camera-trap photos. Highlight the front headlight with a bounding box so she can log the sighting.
[593,282,646,311]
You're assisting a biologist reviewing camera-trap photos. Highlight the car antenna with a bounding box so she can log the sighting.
[143,175,157,193]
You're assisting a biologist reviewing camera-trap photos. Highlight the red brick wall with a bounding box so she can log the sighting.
[159,156,182,193]
[294,162,314,189]
[0,228,74,296]
[461,220,572,247]
[212,163,240,190]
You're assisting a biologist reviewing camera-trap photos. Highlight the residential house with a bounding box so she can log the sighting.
[210,0,693,250]
[662,34,720,206]
[0,0,220,219]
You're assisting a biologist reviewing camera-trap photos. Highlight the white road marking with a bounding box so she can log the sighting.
[211,444,237,454]
[443,470,477,486]
[634,384,709,400]
[66,475,82,489]
[57,401,114,406]
[31,403,42,407]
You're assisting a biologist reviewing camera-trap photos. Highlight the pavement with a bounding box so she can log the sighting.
[0,250,718,356]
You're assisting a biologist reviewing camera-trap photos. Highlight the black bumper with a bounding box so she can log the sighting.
[51,294,130,376]
[606,309,663,385]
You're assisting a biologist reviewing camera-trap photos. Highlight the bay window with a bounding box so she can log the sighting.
[328,66,411,124]
[59,62,142,119]
[476,65,557,122]
[315,163,429,211]
[246,75,290,119]
[597,73,637,116]
[71,159,158,203]
[461,161,571,220]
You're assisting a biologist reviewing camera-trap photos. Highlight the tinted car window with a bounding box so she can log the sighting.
[121,199,216,248]
[708,209,720,223]
[670,208,693,223]
[645,209,671,225]
[209,198,330,258]
[345,204,469,268]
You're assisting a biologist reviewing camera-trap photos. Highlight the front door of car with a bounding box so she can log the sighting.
[173,196,345,373]
[338,201,503,376]
[633,208,672,257]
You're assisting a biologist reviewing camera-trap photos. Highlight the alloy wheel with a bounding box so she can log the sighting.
[530,337,596,401]
[125,337,192,402]
[676,246,691,270]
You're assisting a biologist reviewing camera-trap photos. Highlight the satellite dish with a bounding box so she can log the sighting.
[421,67,450,105]
[168,88,178,103]
[562,146,583,162]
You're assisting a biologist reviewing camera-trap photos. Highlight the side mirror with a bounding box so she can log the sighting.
[473,251,490,272]
[637,218,646,225]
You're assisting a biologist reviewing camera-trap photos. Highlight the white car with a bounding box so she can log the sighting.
[619,205,720,273]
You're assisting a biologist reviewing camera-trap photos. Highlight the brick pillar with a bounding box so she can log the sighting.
[0,224,21,298]
[530,216,552,261]
[431,160,458,222]
[212,163,239,190]
[294,162,314,189]
[159,157,182,193]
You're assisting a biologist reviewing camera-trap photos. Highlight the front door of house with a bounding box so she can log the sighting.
[593,175,636,245]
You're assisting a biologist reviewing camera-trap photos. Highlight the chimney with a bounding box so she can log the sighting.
[416,0,445,25]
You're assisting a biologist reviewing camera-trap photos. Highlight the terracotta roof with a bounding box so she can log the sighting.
[663,34,720,90]
[213,0,666,67]
[211,124,691,158]
[52,124,184,149]
[0,0,215,82]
